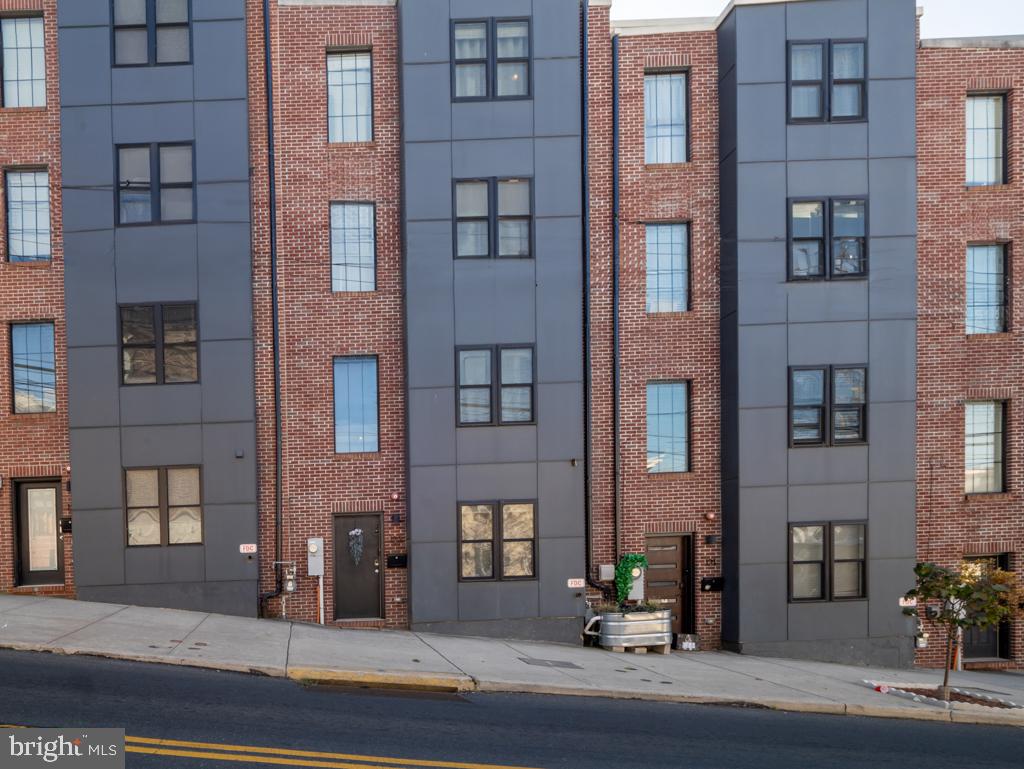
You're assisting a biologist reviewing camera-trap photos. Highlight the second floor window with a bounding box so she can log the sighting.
[459,501,536,580]
[1,17,45,107]
[647,381,688,473]
[790,198,866,279]
[966,244,1007,335]
[966,94,1006,186]
[334,356,378,453]
[120,304,198,385]
[6,170,50,262]
[118,143,194,225]
[327,51,372,143]
[646,223,688,313]
[965,401,1004,494]
[453,19,530,100]
[331,203,375,292]
[789,41,865,122]
[457,346,534,426]
[126,466,202,546]
[790,366,866,446]
[455,178,531,258]
[11,321,55,414]
[645,71,687,164]
[114,0,191,66]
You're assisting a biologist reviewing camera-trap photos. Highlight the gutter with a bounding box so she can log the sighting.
[611,33,621,563]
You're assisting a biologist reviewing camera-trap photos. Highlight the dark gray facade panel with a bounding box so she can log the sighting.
[203,505,260,582]
[408,466,458,544]
[63,231,117,348]
[125,545,206,585]
[193,21,248,101]
[112,67,195,105]
[61,106,114,188]
[119,386,203,428]
[67,347,121,429]
[77,581,258,618]
[57,27,111,107]
[452,101,534,141]
[68,428,123,510]
[57,0,109,27]
[409,542,459,623]
[70,509,126,587]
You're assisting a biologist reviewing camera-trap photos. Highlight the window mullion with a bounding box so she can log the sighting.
[159,467,168,546]
[154,304,165,384]
[148,0,157,66]
[150,143,160,223]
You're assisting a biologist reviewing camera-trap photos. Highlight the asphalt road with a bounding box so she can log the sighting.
[0,649,1020,769]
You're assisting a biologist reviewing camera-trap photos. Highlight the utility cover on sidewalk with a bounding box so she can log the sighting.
[518,658,583,669]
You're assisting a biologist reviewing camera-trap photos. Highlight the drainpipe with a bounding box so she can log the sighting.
[258,0,284,614]
[611,33,622,562]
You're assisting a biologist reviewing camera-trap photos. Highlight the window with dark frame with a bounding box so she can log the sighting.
[125,466,202,547]
[333,356,379,454]
[790,366,867,446]
[646,223,689,313]
[966,244,1008,335]
[330,202,375,292]
[458,346,534,426]
[459,501,536,580]
[790,523,866,601]
[789,40,866,123]
[1,16,45,108]
[5,169,50,262]
[113,0,191,67]
[644,71,687,164]
[120,303,198,385]
[965,400,1005,494]
[452,19,530,101]
[790,198,867,279]
[11,321,56,414]
[647,381,689,474]
[117,143,194,225]
[455,178,531,258]
[966,94,1006,186]
[327,50,372,143]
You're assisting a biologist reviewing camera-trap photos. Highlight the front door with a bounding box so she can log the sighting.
[16,482,64,586]
[333,514,382,620]
[645,535,691,636]
[964,554,1010,659]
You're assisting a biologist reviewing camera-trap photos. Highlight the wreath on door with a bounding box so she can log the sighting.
[348,528,364,566]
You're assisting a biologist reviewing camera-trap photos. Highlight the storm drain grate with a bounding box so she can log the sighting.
[518,657,583,670]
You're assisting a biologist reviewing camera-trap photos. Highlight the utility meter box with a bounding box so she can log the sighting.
[307,537,324,577]
[628,567,645,601]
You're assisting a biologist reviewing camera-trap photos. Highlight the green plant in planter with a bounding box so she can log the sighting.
[614,554,649,604]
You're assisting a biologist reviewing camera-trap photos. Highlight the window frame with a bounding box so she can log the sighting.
[123,465,204,548]
[450,18,532,103]
[788,522,868,603]
[118,302,199,386]
[329,200,377,293]
[828,40,867,123]
[965,92,1009,187]
[326,48,374,144]
[5,167,51,263]
[643,68,690,165]
[787,39,867,124]
[497,345,535,425]
[332,354,380,455]
[115,141,196,227]
[111,0,193,68]
[453,177,534,260]
[645,220,691,314]
[0,15,46,109]
[9,319,56,415]
[966,242,1010,335]
[964,399,1007,495]
[788,365,868,448]
[456,345,536,427]
[457,499,537,582]
[787,196,869,281]
[646,379,691,475]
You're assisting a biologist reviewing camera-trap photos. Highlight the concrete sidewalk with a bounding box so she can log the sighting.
[1,594,1021,727]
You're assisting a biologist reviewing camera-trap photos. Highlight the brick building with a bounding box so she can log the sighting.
[0,0,1020,668]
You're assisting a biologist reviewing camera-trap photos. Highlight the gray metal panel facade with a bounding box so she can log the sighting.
[719,0,918,665]
[401,0,586,641]
[58,0,258,616]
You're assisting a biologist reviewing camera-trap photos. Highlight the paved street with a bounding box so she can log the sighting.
[0,649,1021,769]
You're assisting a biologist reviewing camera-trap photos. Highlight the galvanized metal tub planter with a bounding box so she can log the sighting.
[584,609,673,654]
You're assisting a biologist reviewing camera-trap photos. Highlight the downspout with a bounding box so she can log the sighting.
[611,33,622,562]
[259,0,284,613]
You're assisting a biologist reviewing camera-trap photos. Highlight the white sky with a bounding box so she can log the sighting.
[611,0,1024,38]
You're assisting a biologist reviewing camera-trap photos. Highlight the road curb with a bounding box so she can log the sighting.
[286,666,476,693]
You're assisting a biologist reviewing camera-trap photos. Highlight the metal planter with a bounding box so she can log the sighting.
[585,610,673,649]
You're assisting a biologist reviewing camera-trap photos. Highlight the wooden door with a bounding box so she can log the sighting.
[333,514,382,620]
[16,482,64,586]
[645,535,690,635]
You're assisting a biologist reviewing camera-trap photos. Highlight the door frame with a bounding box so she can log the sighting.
[644,532,696,636]
[964,553,1012,659]
[13,479,64,587]
[332,512,384,621]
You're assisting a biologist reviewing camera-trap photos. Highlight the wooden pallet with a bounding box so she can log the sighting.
[602,644,672,655]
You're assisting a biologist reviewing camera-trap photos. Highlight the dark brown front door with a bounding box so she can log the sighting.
[645,535,691,636]
[964,554,1010,659]
[16,481,64,586]
[333,514,382,620]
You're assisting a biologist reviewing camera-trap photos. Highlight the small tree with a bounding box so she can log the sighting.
[905,561,1021,700]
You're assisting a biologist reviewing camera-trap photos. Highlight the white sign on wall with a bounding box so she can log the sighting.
[239,543,258,554]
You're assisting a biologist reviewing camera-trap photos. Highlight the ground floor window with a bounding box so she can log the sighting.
[790,522,866,601]
[458,501,536,581]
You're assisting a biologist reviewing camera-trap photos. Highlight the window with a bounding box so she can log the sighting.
[646,223,688,313]
[458,346,534,426]
[452,19,530,101]
[120,304,198,385]
[117,143,193,225]
[790,366,866,446]
[459,501,536,580]
[331,203,375,292]
[790,523,866,601]
[788,40,865,122]
[125,466,202,546]
[6,170,50,262]
[327,51,372,143]
[967,244,1007,335]
[11,321,55,414]
[789,198,866,279]
[966,94,1006,186]
[334,356,378,453]
[455,178,531,258]
[965,401,1004,494]
[113,0,190,66]
[644,72,687,164]
[647,381,688,473]
[1,17,45,107]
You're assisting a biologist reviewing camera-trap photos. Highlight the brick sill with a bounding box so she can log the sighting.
[964,492,1013,502]
[965,332,1013,341]
[965,183,1014,192]
[333,452,381,461]
[0,107,47,114]
[644,162,692,171]
[1,259,52,269]
[8,412,59,420]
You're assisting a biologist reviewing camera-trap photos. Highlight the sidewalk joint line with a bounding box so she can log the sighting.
[168,613,213,656]
[412,633,475,684]
[46,605,131,645]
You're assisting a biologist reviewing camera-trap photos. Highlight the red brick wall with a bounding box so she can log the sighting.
[588,11,722,647]
[917,45,1024,666]
[0,0,72,596]
[249,0,406,627]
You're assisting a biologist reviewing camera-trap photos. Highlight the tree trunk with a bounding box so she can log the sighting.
[941,628,953,701]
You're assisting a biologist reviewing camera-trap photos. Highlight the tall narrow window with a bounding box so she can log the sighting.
[458,348,492,425]
[453,22,487,99]
[495,21,529,97]
[791,368,826,445]
[6,170,50,262]
[114,0,191,66]
[126,466,202,546]
[789,43,824,121]
[790,201,825,278]
[966,94,1006,186]
[646,223,688,313]
[830,42,865,120]
[832,367,866,444]
[497,179,530,257]
[499,347,533,423]
[118,143,193,225]
[832,524,866,599]
[790,525,825,600]
[11,321,55,414]
[327,51,372,143]
[644,72,687,164]
[334,356,379,454]
[967,245,1007,335]
[500,502,535,578]
[647,381,688,474]
[459,503,494,579]
[456,181,489,257]
[331,203,375,292]
[965,401,1004,494]
[120,304,198,385]
[832,200,865,276]
[1,17,45,107]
